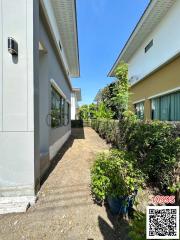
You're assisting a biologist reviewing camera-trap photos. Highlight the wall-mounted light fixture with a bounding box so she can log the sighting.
[8,37,18,55]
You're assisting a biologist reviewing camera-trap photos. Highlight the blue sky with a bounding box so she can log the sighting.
[72,0,149,105]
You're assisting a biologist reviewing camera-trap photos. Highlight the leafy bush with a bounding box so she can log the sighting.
[91,119,180,193]
[128,211,146,240]
[120,120,180,191]
[94,102,114,119]
[91,119,119,145]
[91,149,145,202]
[79,103,97,120]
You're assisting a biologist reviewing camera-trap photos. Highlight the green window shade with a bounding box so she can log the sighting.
[171,91,180,121]
[135,101,144,120]
[152,91,180,121]
[160,94,170,121]
[152,98,160,120]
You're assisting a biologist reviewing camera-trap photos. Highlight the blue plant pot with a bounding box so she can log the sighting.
[107,196,127,215]
[107,191,137,215]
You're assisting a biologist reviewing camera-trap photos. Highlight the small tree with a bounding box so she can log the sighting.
[113,62,129,119]
[94,102,114,119]
[89,103,97,119]
[79,105,89,120]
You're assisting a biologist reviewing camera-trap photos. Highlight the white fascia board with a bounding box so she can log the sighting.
[40,0,72,90]
[133,99,146,105]
[130,51,180,87]
[108,0,176,77]
[72,88,81,101]
[148,87,180,100]
[41,0,69,70]
[50,79,66,99]
[108,1,156,77]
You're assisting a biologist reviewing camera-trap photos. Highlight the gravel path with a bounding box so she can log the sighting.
[0,127,130,240]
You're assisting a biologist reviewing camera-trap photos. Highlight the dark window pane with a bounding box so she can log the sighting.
[135,102,144,120]
[145,40,153,53]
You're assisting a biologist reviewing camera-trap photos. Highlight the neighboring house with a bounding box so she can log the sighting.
[0,0,80,214]
[71,88,82,120]
[94,89,103,105]
[108,0,180,121]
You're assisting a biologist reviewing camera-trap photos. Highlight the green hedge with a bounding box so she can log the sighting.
[91,119,119,145]
[91,119,180,192]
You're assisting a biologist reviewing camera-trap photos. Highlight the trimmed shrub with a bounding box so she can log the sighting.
[91,149,145,202]
[91,119,180,192]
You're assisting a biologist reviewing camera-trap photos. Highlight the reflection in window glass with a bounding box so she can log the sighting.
[51,87,62,128]
[134,101,144,120]
[51,86,70,128]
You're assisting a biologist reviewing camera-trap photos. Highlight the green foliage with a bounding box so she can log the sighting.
[100,82,119,119]
[91,119,180,192]
[121,121,180,190]
[94,103,114,119]
[79,104,90,120]
[51,109,61,128]
[168,182,180,193]
[122,110,138,123]
[79,103,97,120]
[91,149,145,201]
[89,103,97,119]
[79,102,114,120]
[129,211,165,240]
[113,62,130,119]
[91,119,119,145]
[128,212,146,240]
[94,62,129,119]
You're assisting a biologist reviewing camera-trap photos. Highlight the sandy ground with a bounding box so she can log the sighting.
[0,127,130,240]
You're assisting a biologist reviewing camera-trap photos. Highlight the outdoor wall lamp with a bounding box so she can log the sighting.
[8,37,18,55]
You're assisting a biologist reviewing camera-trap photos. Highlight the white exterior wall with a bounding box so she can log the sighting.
[71,93,76,120]
[0,0,39,200]
[128,0,180,84]
[39,12,71,162]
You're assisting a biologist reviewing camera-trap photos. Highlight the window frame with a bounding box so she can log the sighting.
[51,86,63,128]
[134,101,145,120]
[151,91,180,121]
[51,86,70,128]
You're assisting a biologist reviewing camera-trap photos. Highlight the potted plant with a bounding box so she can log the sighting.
[91,149,145,215]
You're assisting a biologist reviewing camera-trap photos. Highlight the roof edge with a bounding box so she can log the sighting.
[73,0,80,77]
[108,0,153,77]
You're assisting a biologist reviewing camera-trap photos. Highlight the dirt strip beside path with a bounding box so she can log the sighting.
[0,127,130,240]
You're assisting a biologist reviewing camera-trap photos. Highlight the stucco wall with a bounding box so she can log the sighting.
[129,56,180,119]
[0,0,39,197]
[39,13,71,163]
[128,0,180,84]
[71,93,76,120]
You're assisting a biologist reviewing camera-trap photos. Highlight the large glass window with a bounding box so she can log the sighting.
[64,102,70,126]
[51,87,70,128]
[61,98,65,125]
[152,91,180,121]
[51,87,62,128]
[134,101,144,120]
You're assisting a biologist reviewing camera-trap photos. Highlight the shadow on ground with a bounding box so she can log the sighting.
[41,127,85,187]
[71,127,85,139]
[98,204,131,240]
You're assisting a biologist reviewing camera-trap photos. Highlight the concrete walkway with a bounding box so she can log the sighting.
[0,128,130,240]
